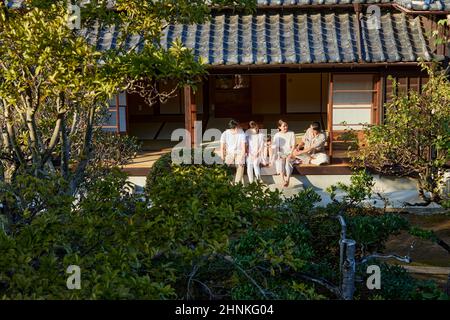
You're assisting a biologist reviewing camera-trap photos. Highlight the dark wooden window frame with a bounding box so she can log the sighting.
[328,72,381,162]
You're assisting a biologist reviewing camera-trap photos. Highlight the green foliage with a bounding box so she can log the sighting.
[408,226,437,242]
[0,164,285,299]
[0,170,179,299]
[327,170,375,206]
[144,153,173,194]
[229,223,320,300]
[0,0,254,192]
[0,173,72,228]
[91,131,141,168]
[348,214,410,253]
[357,263,448,300]
[354,63,450,202]
[1,167,448,300]
[146,163,283,257]
[283,188,322,222]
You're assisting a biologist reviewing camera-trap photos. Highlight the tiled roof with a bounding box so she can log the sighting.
[3,2,436,66]
[156,12,433,65]
[256,0,450,11]
[81,12,432,65]
[4,0,450,11]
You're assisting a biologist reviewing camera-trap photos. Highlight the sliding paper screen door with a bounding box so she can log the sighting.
[331,74,375,131]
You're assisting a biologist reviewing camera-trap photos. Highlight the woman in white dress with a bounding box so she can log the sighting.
[273,120,296,187]
[245,121,265,183]
[220,119,246,184]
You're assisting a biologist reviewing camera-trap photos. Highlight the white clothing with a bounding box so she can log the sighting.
[297,130,329,165]
[273,131,296,158]
[296,152,329,166]
[225,153,246,166]
[261,141,274,166]
[247,156,261,183]
[310,153,329,165]
[245,130,265,158]
[275,157,293,177]
[303,131,327,154]
[245,129,265,183]
[220,129,246,157]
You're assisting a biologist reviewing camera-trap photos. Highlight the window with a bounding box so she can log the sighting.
[102,92,127,133]
[332,74,375,131]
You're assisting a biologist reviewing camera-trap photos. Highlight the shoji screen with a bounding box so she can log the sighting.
[332,75,375,131]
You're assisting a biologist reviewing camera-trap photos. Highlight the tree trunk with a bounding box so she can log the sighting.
[61,113,70,180]
[70,103,96,194]
[3,100,25,166]
[25,108,41,171]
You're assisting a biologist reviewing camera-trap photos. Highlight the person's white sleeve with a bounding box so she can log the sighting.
[273,134,280,157]
[240,133,247,152]
[258,134,265,154]
[302,128,312,143]
[220,131,226,145]
[290,132,296,149]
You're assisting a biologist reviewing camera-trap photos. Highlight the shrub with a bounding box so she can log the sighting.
[1,167,448,300]
[144,152,172,194]
[0,173,72,229]
[354,63,450,203]
[356,263,448,300]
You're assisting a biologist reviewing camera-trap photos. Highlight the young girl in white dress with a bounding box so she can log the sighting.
[245,121,265,183]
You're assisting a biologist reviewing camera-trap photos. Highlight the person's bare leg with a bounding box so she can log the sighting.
[284,158,293,187]
[279,158,287,187]
[235,164,245,185]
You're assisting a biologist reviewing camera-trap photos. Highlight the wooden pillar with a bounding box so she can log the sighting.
[373,75,382,125]
[184,86,197,147]
[203,79,210,126]
[327,75,334,164]
[115,95,120,134]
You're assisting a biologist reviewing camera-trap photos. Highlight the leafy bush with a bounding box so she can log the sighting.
[1,167,448,300]
[348,214,410,254]
[229,223,322,300]
[356,263,448,300]
[145,163,283,261]
[354,63,450,203]
[91,131,141,168]
[326,170,375,206]
[0,173,72,228]
[144,152,172,194]
[0,163,284,299]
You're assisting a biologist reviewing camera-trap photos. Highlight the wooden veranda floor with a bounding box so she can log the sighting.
[121,141,352,177]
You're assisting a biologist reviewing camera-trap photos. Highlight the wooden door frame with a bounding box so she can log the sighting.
[327,73,382,163]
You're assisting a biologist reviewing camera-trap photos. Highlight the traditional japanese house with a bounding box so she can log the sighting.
[6,0,450,173]
[104,0,449,171]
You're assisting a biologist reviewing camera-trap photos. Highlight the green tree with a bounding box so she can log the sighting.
[354,62,450,203]
[0,0,255,193]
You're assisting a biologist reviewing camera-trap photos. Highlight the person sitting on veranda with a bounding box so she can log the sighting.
[273,119,296,187]
[290,122,329,166]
